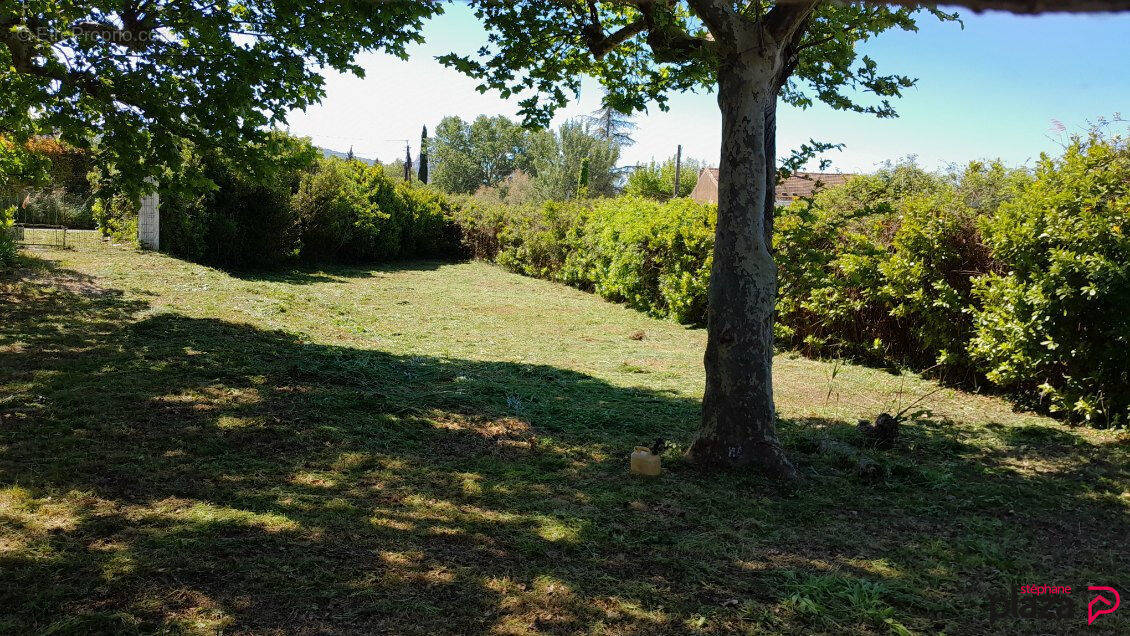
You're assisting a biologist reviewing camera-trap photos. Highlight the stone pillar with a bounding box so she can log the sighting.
[138,184,159,250]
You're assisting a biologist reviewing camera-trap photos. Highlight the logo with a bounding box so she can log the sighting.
[1087,586,1120,625]
[988,586,1073,624]
[988,583,1121,627]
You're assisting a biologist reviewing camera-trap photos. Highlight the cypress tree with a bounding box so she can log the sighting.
[576,156,591,198]
[418,126,429,184]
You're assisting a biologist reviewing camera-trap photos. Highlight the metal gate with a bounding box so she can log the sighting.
[12,223,68,248]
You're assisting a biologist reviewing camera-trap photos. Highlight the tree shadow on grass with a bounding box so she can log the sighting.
[0,261,1127,634]
[219,259,452,286]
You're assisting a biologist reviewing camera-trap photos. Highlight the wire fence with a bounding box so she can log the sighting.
[13,224,68,249]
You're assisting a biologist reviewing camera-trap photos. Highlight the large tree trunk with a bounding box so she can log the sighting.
[687,54,797,479]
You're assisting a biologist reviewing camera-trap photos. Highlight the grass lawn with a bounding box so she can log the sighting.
[1,237,1127,634]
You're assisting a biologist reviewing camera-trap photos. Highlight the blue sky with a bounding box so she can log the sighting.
[284,4,1130,174]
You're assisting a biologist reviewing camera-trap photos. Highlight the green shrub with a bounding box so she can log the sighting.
[774,190,887,361]
[496,201,577,279]
[562,197,714,323]
[92,194,137,243]
[293,157,463,263]
[131,135,463,269]
[449,147,1125,427]
[445,197,575,277]
[774,161,1026,379]
[451,196,715,323]
[403,185,466,259]
[0,205,18,268]
[159,133,318,268]
[970,136,1130,425]
[624,158,704,200]
[877,191,992,372]
[292,159,371,261]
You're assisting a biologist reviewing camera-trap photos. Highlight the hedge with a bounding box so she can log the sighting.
[293,158,462,264]
[970,136,1129,424]
[86,131,1128,425]
[448,137,1128,426]
[110,133,464,268]
[451,196,714,323]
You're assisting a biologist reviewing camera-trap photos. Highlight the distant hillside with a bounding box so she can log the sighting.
[318,147,376,165]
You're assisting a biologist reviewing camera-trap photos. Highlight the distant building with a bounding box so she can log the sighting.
[689,168,856,206]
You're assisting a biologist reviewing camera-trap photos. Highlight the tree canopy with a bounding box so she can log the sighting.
[625,157,706,199]
[528,120,620,200]
[430,115,541,194]
[1,1,438,196]
[440,1,957,128]
[430,114,620,201]
[584,90,638,147]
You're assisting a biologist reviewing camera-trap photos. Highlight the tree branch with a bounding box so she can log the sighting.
[764,0,818,44]
[685,0,739,47]
[17,60,122,105]
[772,0,1130,13]
[73,6,158,52]
[794,11,879,53]
[584,19,648,57]
[626,0,714,61]
[72,20,154,51]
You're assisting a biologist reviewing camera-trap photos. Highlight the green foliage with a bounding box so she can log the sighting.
[448,197,572,279]
[563,197,715,323]
[471,170,537,206]
[527,120,620,201]
[377,159,409,183]
[450,140,1130,425]
[418,125,430,184]
[431,115,541,194]
[0,137,51,195]
[157,133,319,267]
[441,2,956,126]
[773,161,1025,379]
[624,158,704,200]
[495,202,578,280]
[0,205,17,267]
[970,136,1130,425]
[2,2,439,197]
[293,158,462,263]
[779,572,900,632]
[154,135,462,269]
[584,91,638,147]
[292,159,370,261]
[772,141,1129,425]
[23,137,92,196]
[451,196,715,323]
[577,157,591,193]
[433,116,619,202]
[91,194,137,243]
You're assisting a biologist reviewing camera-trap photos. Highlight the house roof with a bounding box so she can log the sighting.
[777,171,855,200]
[689,168,857,205]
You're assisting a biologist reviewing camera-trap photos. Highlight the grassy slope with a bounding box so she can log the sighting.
[1,237,1127,634]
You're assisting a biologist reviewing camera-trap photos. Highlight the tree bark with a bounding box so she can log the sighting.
[687,54,797,479]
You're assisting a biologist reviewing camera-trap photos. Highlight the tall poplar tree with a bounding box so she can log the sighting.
[419,126,430,184]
